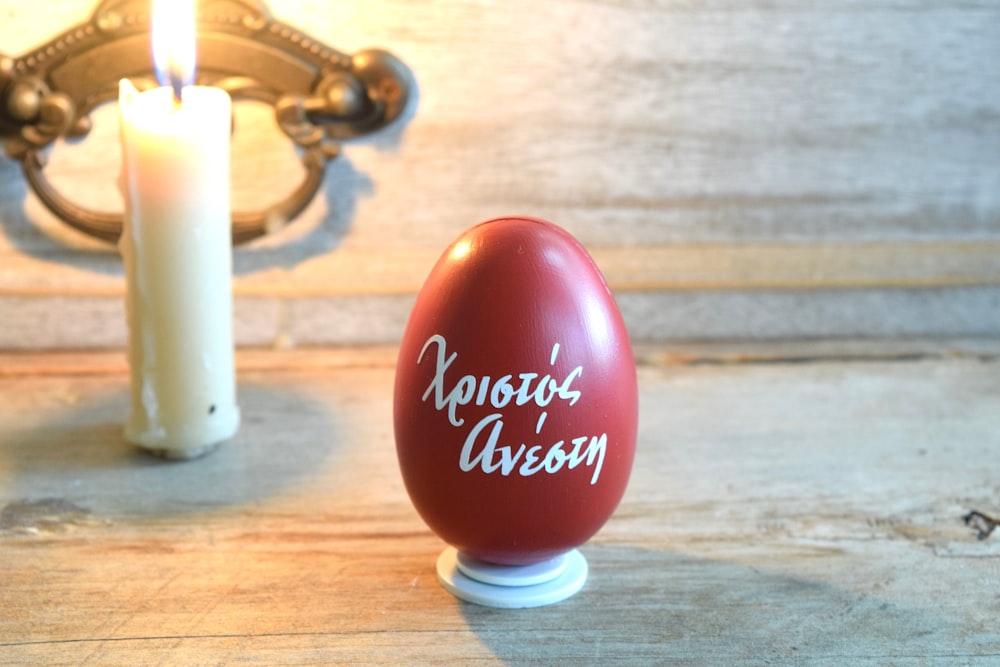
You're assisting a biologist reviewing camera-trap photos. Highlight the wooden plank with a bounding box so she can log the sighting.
[4,284,1000,350]
[2,242,1000,298]
[0,346,398,377]
[2,0,998,253]
[3,337,1000,376]
[0,345,999,663]
[2,0,1000,347]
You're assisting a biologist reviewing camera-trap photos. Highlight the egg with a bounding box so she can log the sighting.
[394,216,638,566]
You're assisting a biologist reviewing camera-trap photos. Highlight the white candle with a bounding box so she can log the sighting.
[118,0,239,458]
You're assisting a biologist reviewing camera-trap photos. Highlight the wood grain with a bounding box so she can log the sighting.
[1,0,999,346]
[1,344,999,664]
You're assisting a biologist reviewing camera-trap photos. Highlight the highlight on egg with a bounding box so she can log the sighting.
[394,216,638,567]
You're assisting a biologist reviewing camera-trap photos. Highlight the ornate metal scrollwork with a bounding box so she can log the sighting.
[0,0,413,245]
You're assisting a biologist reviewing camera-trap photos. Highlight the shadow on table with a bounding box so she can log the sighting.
[457,545,962,665]
[0,379,342,519]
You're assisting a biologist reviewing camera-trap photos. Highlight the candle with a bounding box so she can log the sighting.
[118,0,239,459]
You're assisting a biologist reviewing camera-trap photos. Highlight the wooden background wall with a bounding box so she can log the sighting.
[1,0,998,349]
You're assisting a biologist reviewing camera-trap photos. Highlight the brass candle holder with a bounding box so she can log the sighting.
[0,0,414,245]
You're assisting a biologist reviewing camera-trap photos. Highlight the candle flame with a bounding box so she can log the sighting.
[152,0,196,104]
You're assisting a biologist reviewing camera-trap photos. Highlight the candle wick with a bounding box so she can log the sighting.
[168,62,185,108]
[171,75,183,108]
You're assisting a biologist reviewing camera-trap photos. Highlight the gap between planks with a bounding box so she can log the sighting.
[3,242,1000,298]
[2,339,999,378]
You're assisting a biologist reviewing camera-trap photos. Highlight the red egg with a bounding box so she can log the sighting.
[394,216,638,566]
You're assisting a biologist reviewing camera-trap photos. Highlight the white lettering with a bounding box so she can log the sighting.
[459,414,607,485]
[419,334,457,409]
[417,335,605,484]
[459,413,503,473]
[418,335,584,420]
[490,375,514,408]
[519,445,545,476]
[535,411,548,434]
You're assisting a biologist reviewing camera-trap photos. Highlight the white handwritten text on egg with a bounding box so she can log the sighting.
[418,334,607,485]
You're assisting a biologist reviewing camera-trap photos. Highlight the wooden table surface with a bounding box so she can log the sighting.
[1,342,999,665]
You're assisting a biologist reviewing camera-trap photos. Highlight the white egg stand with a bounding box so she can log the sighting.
[436,547,588,609]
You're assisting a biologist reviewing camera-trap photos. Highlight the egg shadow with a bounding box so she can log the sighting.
[456,545,957,664]
[0,378,343,518]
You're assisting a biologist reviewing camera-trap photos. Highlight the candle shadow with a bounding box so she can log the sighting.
[0,155,52,252]
[0,105,420,277]
[0,149,376,276]
[231,156,370,275]
[0,378,345,518]
[231,76,418,275]
[0,62,419,271]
